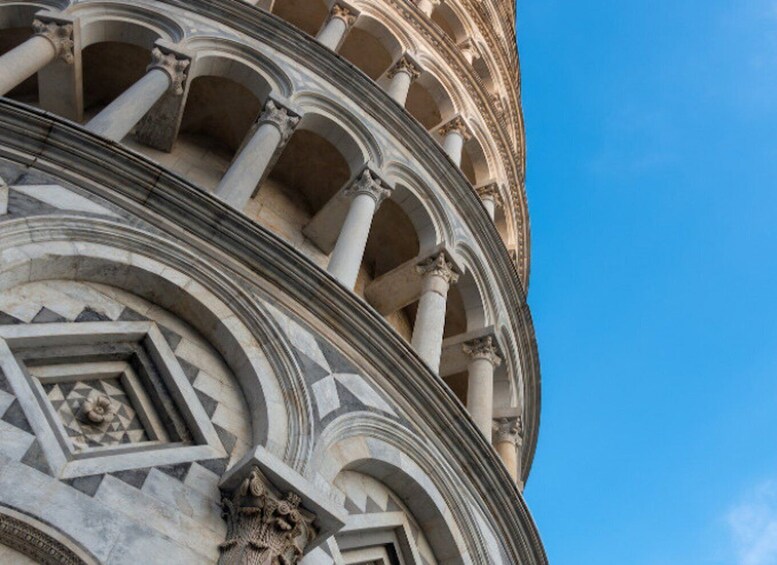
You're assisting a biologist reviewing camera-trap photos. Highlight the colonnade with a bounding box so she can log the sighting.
[0,6,521,487]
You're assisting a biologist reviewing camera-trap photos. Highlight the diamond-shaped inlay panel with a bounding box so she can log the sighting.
[0,321,226,479]
[44,378,149,450]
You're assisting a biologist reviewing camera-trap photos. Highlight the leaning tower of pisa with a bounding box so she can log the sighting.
[0,0,544,562]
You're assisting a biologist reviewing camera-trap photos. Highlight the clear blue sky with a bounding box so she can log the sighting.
[520,1,777,564]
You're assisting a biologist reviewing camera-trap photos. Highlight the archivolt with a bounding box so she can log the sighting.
[0,215,314,469]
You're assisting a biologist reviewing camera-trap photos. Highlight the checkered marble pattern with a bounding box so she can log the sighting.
[43,378,149,451]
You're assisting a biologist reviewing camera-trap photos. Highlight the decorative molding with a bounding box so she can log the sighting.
[147,44,191,96]
[462,336,502,367]
[438,116,473,140]
[219,466,316,564]
[493,416,523,446]
[416,253,460,285]
[343,168,393,206]
[0,512,90,565]
[257,99,301,142]
[32,13,75,64]
[475,182,504,208]
[387,55,422,81]
[329,3,357,26]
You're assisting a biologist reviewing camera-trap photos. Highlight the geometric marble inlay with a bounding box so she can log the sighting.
[43,377,149,450]
[0,321,226,479]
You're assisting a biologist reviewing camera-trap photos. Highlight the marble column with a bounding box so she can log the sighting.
[85,46,190,142]
[439,117,471,166]
[475,183,503,221]
[317,4,357,51]
[328,169,392,289]
[463,337,501,441]
[215,99,300,210]
[411,253,459,373]
[415,0,440,17]
[458,38,478,65]
[493,416,523,488]
[0,14,74,96]
[385,55,421,107]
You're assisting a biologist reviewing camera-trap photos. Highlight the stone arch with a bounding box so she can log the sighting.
[0,505,99,565]
[0,216,315,468]
[431,1,470,44]
[406,58,459,130]
[74,3,183,48]
[461,124,493,186]
[338,13,404,80]
[312,413,481,564]
[270,0,329,37]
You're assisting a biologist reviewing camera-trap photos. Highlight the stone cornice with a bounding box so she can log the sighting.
[0,100,545,563]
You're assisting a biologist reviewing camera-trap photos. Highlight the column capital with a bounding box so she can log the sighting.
[463,336,502,367]
[32,12,75,64]
[387,54,422,81]
[219,466,317,564]
[438,116,473,140]
[147,43,191,95]
[258,98,301,142]
[475,182,504,208]
[492,416,523,446]
[416,252,460,286]
[458,38,479,59]
[343,168,393,206]
[329,3,358,26]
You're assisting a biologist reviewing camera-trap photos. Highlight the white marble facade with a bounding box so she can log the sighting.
[0,0,545,563]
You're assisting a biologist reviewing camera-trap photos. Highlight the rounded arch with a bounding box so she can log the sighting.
[73,3,183,48]
[0,216,315,468]
[0,505,100,565]
[292,92,382,170]
[461,124,494,186]
[405,63,458,130]
[382,161,451,252]
[451,242,493,332]
[183,36,293,98]
[338,13,405,80]
[312,412,484,564]
[431,1,471,44]
[270,0,329,37]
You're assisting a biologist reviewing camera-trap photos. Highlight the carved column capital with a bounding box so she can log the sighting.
[329,3,357,26]
[475,183,504,208]
[463,336,502,367]
[387,55,422,81]
[147,46,191,96]
[416,253,460,285]
[32,14,74,64]
[344,169,392,206]
[219,466,317,565]
[458,38,479,60]
[258,99,301,142]
[492,416,522,446]
[438,116,473,140]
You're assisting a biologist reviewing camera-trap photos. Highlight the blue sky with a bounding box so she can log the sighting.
[520,1,777,564]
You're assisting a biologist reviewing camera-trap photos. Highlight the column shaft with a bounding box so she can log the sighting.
[416,0,437,16]
[0,35,57,96]
[496,440,519,482]
[482,197,497,220]
[327,193,377,288]
[216,123,283,209]
[386,71,414,106]
[466,357,495,440]
[317,17,348,50]
[411,274,450,373]
[85,68,171,142]
[443,131,465,166]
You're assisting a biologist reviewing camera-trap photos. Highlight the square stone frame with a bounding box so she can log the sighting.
[0,321,226,479]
